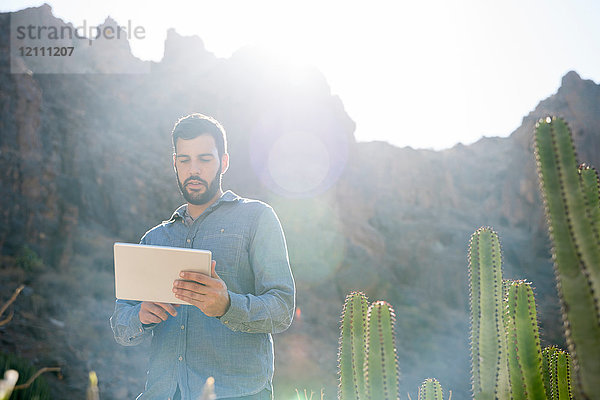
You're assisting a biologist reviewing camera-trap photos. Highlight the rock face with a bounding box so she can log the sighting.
[1,5,600,399]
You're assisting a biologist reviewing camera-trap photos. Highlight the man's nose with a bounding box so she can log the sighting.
[190,160,203,174]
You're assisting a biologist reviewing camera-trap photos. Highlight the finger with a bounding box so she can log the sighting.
[175,293,194,305]
[174,285,209,299]
[179,271,212,285]
[144,313,162,324]
[174,291,204,305]
[174,279,213,294]
[146,303,169,320]
[157,302,178,316]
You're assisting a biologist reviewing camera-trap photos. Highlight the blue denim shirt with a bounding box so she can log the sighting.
[110,191,295,399]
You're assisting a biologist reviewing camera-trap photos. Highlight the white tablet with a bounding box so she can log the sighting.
[113,242,212,305]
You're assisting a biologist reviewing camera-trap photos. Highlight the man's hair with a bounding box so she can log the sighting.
[171,113,228,158]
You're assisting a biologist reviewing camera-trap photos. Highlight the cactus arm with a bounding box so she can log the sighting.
[468,228,508,399]
[543,346,558,399]
[505,281,546,400]
[418,378,444,400]
[548,119,600,296]
[553,350,574,400]
[505,280,526,400]
[364,301,400,400]
[338,291,369,400]
[535,117,600,397]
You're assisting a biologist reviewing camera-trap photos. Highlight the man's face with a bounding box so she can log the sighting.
[173,135,227,205]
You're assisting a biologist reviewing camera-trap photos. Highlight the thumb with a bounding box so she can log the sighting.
[210,260,220,279]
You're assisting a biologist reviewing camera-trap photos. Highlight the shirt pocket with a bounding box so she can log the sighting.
[200,233,243,277]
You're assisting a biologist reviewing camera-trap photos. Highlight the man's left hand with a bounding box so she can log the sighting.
[173,260,231,317]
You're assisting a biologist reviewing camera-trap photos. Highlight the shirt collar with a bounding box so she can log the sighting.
[165,190,241,223]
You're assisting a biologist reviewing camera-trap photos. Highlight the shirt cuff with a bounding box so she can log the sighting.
[129,304,157,338]
[217,291,245,330]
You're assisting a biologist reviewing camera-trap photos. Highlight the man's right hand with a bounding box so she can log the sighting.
[139,302,179,324]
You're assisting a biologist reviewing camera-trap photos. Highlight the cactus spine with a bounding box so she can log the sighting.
[535,116,600,398]
[418,378,444,400]
[468,227,510,399]
[364,301,400,400]
[504,280,546,400]
[339,291,369,400]
[338,293,399,400]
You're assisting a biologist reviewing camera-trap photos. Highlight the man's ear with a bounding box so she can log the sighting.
[221,153,229,174]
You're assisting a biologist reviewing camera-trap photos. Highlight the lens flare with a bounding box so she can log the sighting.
[267,132,330,194]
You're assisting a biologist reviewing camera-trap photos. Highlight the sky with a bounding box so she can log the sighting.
[3,0,600,150]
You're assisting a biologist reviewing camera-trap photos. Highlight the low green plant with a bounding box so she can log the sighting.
[296,388,325,400]
[15,246,43,273]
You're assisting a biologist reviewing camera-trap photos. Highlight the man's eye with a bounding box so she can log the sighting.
[179,159,190,163]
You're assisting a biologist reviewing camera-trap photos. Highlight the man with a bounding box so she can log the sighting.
[110,113,296,400]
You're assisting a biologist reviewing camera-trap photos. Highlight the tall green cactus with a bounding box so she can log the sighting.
[364,301,400,400]
[339,291,369,400]
[504,280,546,400]
[468,227,510,399]
[338,293,399,400]
[535,116,600,398]
[543,346,574,400]
[418,378,444,400]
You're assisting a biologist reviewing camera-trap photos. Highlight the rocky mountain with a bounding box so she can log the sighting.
[1,4,599,399]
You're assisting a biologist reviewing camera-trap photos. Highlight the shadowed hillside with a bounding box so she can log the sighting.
[1,5,599,399]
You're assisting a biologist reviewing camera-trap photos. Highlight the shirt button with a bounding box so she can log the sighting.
[178,356,183,361]
[186,239,191,243]
[181,325,185,330]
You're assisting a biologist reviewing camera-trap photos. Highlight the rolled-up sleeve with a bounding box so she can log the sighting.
[110,300,155,346]
[218,206,295,333]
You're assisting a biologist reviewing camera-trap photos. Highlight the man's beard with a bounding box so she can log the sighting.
[175,166,222,206]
